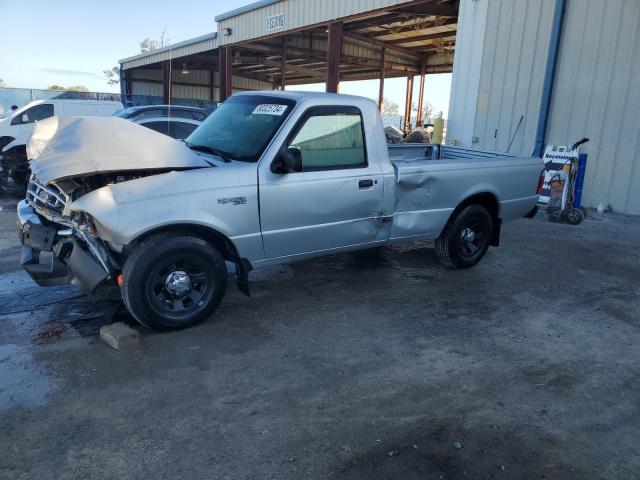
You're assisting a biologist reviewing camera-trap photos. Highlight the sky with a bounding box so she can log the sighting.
[0,0,451,117]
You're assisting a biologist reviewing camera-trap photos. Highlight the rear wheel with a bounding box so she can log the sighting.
[121,234,228,331]
[435,205,493,269]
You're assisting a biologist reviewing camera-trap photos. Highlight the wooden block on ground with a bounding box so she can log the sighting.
[100,322,140,350]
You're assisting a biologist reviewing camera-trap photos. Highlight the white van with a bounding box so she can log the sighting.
[0,99,123,194]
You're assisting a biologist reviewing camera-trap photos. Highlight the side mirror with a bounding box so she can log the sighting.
[271,147,302,174]
[21,113,29,124]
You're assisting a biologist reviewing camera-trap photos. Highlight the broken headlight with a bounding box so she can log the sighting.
[71,211,97,235]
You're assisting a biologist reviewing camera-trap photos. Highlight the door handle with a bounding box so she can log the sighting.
[359,179,374,189]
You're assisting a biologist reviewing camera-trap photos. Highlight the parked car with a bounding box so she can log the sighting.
[113,105,208,139]
[17,92,543,331]
[0,99,123,196]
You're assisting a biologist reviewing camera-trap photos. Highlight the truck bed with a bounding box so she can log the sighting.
[384,143,542,241]
[387,143,539,174]
[388,143,523,161]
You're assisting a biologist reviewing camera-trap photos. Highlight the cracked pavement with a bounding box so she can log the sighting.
[1,197,639,479]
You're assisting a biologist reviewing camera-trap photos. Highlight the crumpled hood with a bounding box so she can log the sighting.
[27,116,210,184]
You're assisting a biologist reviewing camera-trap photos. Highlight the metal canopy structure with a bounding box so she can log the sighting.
[224,2,457,85]
[119,0,459,129]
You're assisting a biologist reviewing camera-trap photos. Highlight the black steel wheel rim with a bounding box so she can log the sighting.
[457,217,488,259]
[145,253,215,321]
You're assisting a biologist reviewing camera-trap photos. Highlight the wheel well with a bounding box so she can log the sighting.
[2,143,27,160]
[127,224,240,262]
[449,193,501,247]
[0,136,16,151]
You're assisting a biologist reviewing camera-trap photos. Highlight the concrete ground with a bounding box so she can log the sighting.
[0,196,639,480]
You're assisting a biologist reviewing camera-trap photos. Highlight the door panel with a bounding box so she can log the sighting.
[260,169,383,258]
[259,107,383,259]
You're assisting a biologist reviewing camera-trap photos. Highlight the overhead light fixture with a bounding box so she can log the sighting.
[232,51,242,65]
[223,27,232,36]
[181,63,189,75]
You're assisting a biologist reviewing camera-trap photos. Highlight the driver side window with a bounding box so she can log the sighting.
[288,108,366,171]
[11,104,54,125]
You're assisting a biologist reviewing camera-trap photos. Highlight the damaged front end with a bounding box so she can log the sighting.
[17,115,212,292]
[18,170,172,292]
[19,173,119,292]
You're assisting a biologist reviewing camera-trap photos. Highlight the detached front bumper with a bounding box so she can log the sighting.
[17,200,110,292]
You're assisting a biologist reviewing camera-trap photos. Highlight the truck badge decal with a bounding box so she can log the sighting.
[217,196,247,206]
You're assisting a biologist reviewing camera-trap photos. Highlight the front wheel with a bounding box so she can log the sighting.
[121,234,228,331]
[434,205,493,269]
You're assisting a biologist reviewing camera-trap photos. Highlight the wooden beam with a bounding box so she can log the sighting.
[218,47,226,101]
[209,65,215,101]
[326,21,343,92]
[383,29,457,45]
[345,13,415,32]
[261,59,326,80]
[245,42,420,72]
[378,47,385,112]
[280,36,286,90]
[125,69,132,96]
[403,74,414,132]
[416,63,425,125]
[244,62,320,81]
[343,31,422,61]
[162,60,171,104]
[345,5,458,32]
[218,46,233,101]
[131,78,210,88]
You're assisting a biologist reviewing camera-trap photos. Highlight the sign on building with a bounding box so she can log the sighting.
[266,13,285,32]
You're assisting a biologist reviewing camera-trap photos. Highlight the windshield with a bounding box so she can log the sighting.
[185,95,295,162]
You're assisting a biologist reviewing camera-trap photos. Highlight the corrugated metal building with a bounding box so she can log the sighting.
[447,0,640,214]
[119,0,459,125]
[119,33,273,104]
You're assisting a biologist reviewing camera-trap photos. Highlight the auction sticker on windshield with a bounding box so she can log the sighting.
[252,104,287,115]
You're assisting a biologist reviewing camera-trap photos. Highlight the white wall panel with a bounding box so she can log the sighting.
[446,0,489,147]
[447,0,639,213]
[546,0,640,213]
[472,0,554,154]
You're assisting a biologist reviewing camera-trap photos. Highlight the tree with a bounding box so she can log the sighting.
[139,26,169,53]
[411,100,434,123]
[47,85,89,91]
[104,66,119,86]
[139,38,161,53]
[105,29,168,87]
[0,78,5,88]
[381,97,399,116]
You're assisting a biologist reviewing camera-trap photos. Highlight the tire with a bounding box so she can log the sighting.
[434,205,493,269]
[565,208,585,225]
[121,234,228,331]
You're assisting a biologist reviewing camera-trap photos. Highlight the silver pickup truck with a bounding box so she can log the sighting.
[17,92,543,330]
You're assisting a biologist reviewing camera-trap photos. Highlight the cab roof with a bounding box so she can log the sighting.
[233,90,375,105]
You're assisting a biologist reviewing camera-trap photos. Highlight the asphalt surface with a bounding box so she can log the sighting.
[1,196,639,480]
